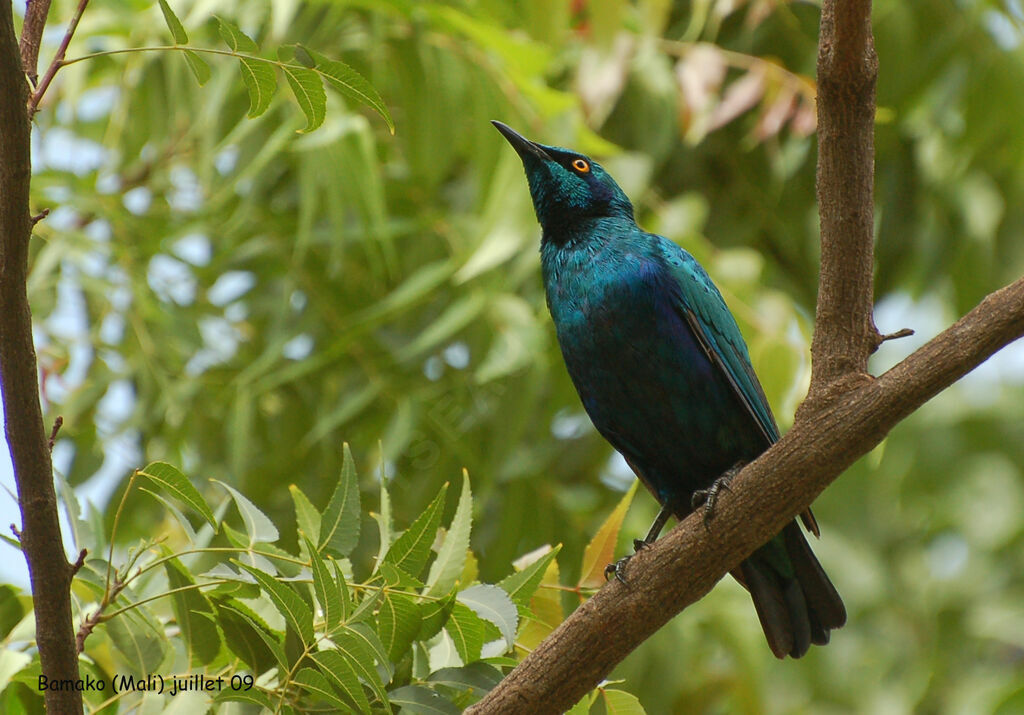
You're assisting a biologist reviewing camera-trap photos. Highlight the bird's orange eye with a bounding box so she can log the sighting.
[572,158,590,173]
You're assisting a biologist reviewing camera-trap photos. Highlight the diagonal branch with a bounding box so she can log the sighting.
[468,275,1024,714]
[27,0,89,117]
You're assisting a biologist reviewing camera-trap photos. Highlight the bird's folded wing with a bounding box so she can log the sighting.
[663,245,781,446]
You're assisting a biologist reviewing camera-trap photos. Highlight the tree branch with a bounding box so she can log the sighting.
[470,1,1024,711]
[18,0,52,84]
[1,1,83,712]
[809,0,878,389]
[27,0,89,118]
[468,275,1024,714]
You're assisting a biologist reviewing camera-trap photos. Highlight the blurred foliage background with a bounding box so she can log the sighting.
[5,0,1024,711]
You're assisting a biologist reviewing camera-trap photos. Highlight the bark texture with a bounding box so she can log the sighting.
[809,0,879,391]
[1,1,83,712]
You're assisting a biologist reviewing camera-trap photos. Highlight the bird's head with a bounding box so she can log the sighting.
[492,121,633,236]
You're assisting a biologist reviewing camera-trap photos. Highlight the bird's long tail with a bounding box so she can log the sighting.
[733,521,846,658]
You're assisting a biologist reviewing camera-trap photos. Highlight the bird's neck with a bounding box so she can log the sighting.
[540,214,638,249]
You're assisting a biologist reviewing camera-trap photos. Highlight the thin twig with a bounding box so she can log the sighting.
[75,570,124,654]
[870,327,916,353]
[104,470,136,596]
[31,207,50,224]
[47,415,63,452]
[18,0,53,84]
[70,548,87,576]
[880,328,914,342]
[27,0,91,118]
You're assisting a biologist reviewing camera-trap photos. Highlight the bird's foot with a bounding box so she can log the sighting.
[691,461,746,525]
[604,540,651,584]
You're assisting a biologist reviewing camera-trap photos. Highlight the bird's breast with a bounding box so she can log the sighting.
[543,248,657,334]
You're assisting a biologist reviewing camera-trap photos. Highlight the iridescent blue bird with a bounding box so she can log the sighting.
[494,121,845,658]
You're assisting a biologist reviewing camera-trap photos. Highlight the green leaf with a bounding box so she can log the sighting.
[294,45,316,68]
[456,584,518,649]
[417,591,456,641]
[566,692,596,715]
[0,586,26,640]
[377,590,422,661]
[163,558,222,666]
[379,560,424,589]
[319,443,361,557]
[238,57,277,118]
[333,623,391,702]
[235,561,314,645]
[105,608,169,675]
[384,484,447,578]
[294,668,349,711]
[601,688,647,715]
[138,462,216,529]
[498,544,562,610]
[290,484,321,546]
[157,0,188,44]
[515,554,562,653]
[445,602,484,664]
[183,50,211,86]
[306,48,394,134]
[309,649,373,713]
[0,649,31,695]
[281,64,326,133]
[221,522,277,574]
[303,536,342,631]
[54,471,84,552]
[213,599,279,674]
[425,470,472,597]
[427,662,502,696]
[348,587,382,625]
[219,604,288,673]
[331,558,352,622]
[579,480,638,589]
[344,622,393,679]
[215,687,278,710]
[214,16,258,52]
[373,482,393,565]
[214,480,279,544]
[139,487,197,543]
[211,18,272,105]
[388,685,462,715]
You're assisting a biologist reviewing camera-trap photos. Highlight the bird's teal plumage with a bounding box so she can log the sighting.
[494,121,845,658]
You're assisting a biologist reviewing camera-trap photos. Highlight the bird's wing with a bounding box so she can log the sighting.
[660,240,781,445]
[658,238,821,536]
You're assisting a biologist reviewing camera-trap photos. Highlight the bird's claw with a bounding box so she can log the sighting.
[605,553,634,584]
[692,462,745,525]
[605,540,651,584]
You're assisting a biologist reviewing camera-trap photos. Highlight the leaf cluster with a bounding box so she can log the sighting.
[2,447,587,713]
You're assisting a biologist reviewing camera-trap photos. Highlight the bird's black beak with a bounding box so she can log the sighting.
[491,121,552,162]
